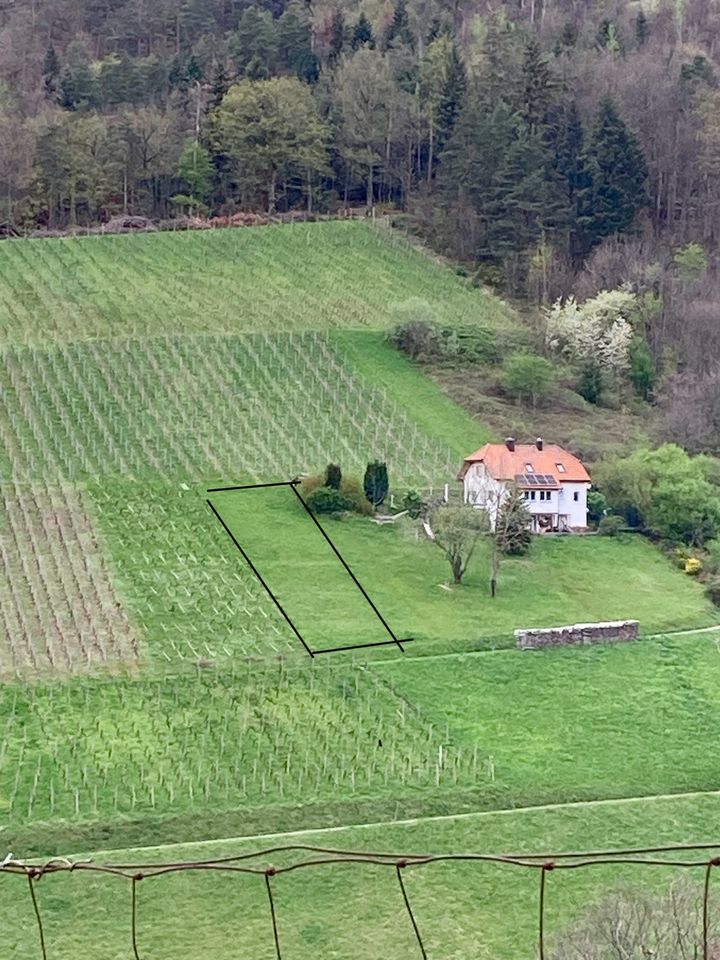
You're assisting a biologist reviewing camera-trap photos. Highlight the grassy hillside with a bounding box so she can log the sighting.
[4,634,720,858]
[209,486,714,656]
[0,223,516,345]
[1,222,717,958]
[4,794,720,960]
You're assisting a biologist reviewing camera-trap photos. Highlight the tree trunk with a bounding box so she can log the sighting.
[268,170,277,214]
[427,116,434,183]
[490,577,497,598]
[367,163,373,209]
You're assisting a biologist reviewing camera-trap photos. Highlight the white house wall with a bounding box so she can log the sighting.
[462,463,507,525]
[560,482,590,528]
[463,463,590,530]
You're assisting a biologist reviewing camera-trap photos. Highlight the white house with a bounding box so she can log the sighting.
[458,437,591,533]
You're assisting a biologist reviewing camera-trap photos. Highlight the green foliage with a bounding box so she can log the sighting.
[595,444,720,545]
[212,77,328,212]
[352,13,375,50]
[325,462,342,489]
[363,461,389,506]
[503,352,556,408]
[598,514,625,536]
[305,484,350,514]
[401,488,426,519]
[174,141,213,213]
[581,98,649,247]
[587,489,609,524]
[628,336,656,400]
[673,241,708,279]
[576,363,604,404]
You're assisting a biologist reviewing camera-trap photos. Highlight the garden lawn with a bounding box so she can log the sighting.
[4,794,720,960]
[209,486,716,656]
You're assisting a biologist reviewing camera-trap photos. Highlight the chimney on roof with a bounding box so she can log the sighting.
[505,437,515,452]
[536,437,544,451]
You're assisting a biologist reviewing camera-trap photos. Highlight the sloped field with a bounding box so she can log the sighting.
[0,222,515,345]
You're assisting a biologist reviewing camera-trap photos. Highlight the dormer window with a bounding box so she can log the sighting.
[525,463,534,472]
[556,463,566,473]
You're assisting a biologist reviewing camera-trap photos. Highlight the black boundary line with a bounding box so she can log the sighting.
[288,483,407,654]
[207,480,413,656]
[206,497,315,658]
[313,638,416,655]
[207,481,296,493]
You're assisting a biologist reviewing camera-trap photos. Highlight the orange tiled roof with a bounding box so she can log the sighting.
[458,442,591,483]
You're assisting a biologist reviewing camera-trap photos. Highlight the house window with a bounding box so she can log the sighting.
[525,463,534,472]
[556,463,566,473]
[530,491,536,500]
[573,491,579,502]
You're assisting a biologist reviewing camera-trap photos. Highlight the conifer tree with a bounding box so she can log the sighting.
[635,9,649,46]
[43,46,60,99]
[352,13,374,50]
[328,8,346,63]
[435,43,467,159]
[551,101,594,260]
[521,38,552,133]
[383,0,413,50]
[485,130,570,260]
[363,461,389,506]
[581,98,648,247]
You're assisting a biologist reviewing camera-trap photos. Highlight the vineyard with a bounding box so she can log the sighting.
[0,222,514,345]
[1,223,719,959]
[0,481,137,679]
[0,333,458,484]
[0,662,488,829]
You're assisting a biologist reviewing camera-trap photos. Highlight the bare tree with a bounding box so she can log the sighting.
[550,881,720,960]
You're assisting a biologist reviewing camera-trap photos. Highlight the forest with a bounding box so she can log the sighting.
[1,0,719,445]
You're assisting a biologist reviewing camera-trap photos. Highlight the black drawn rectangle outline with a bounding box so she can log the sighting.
[206,480,414,657]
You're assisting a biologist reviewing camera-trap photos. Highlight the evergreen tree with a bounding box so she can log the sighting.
[363,461,389,507]
[328,8,345,63]
[383,0,413,50]
[551,101,594,260]
[325,463,342,489]
[521,38,552,132]
[485,130,571,260]
[554,21,577,55]
[43,46,60,99]
[581,98,648,247]
[209,62,231,110]
[435,43,467,159]
[186,56,203,83]
[351,12,374,50]
[635,10,649,47]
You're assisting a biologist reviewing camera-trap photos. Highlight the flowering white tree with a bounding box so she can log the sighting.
[545,288,636,373]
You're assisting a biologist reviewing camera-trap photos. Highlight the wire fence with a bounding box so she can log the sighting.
[4,841,720,960]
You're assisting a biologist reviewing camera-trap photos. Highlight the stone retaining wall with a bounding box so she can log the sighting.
[515,619,639,649]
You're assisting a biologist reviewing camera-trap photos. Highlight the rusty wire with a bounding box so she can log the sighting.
[4,842,720,960]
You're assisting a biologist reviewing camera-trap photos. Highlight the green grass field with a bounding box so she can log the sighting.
[5,794,720,960]
[0,222,515,345]
[1,222,719,958]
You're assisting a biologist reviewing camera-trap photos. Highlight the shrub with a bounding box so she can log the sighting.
[402,489,427,519]
[587,490,608,525]
[305,486,350,515]
[325,463,342,489]
[338,476,373,516]
[496,489,532,555]
[576,363,603,404]
[684,557,702,575]
[503,352,556,408]
[598,515,625,536]
[705,575,720,607]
